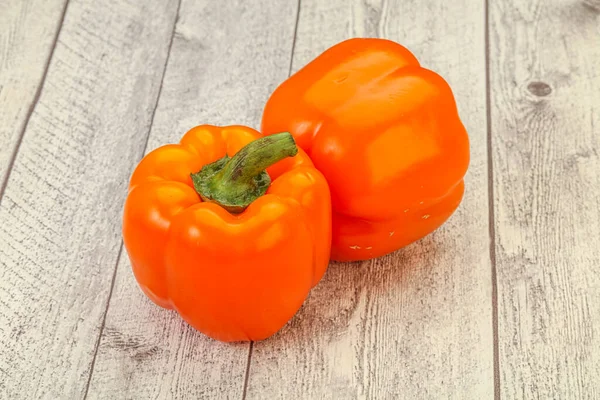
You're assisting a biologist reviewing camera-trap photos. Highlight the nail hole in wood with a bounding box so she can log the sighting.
[527,81,552,97]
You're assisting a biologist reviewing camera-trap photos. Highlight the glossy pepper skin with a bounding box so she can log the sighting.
[261,38,469,262]
[122,125,331,342]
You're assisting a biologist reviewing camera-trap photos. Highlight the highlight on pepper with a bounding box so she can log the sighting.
[122,125,332,342]
[261,38,470,262]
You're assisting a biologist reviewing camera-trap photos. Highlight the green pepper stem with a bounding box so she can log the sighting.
[191,132,298,213]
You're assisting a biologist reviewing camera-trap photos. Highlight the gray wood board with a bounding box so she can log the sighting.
[245,0,495,399]
[84,0,299,398]
[490,0,600,398]
[0,0,179,397]
[0,0,67,192]
[3,0,598,398]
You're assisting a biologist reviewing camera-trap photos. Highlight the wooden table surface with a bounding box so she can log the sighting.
[1,0,599,399]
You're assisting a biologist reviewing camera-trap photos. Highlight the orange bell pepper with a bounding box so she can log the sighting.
[261,38,470,261]
[122,125,331,342]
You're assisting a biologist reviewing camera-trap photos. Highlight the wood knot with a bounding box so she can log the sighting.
[527,81,552,97]
[583,0,600,11]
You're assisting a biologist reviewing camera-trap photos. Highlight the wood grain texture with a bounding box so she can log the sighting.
[489,0,600,398]
[0,0,67,192]
[246,0,495,398]
[84,1,299,398]
[0,0,179,397]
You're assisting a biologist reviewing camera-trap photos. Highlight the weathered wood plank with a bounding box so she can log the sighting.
[489,0,600,398]
[84,1,298,398]
[246,0,495,398]
[0,0,67,193]
[0,0,179,397]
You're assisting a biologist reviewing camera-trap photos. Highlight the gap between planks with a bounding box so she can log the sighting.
[484,0,501,399]
[241,1,302,398]
[81,0,183,397]
[0,0,70,201]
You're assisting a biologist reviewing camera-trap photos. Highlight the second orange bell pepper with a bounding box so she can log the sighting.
[122,125,331,342]
[262,38,470,261]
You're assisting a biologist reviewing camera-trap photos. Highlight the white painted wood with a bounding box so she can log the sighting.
[2,1,595,398]
[0,0,179,397]
[84,1,299,398]
[245,0,495,398]
[0,0,67,189]
[490,0,600,398]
